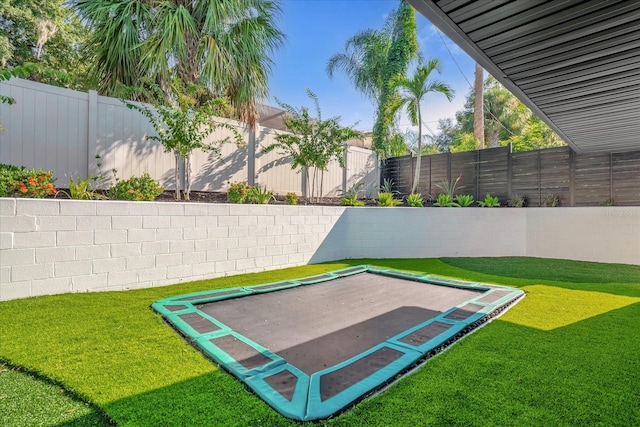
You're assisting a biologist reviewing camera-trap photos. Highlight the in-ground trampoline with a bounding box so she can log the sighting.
[152,266,524,421]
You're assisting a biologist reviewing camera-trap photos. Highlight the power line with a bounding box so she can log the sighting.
[435,29,516,137]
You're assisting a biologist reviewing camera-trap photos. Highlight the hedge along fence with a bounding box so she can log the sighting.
[0,78,379,198]
[382,145,640,206]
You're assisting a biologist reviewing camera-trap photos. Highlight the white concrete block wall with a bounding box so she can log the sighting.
[1,198,638,301]
[525,207,640,265]
[0,198,347,301]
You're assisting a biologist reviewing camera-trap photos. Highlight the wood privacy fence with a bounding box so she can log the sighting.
[383,145,640,206]
[0,78,378,197]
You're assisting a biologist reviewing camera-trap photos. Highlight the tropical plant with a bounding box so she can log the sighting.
[58,175,106,200]
[125,79,243,200]
[377,192,402,207]
[478,194,500,207]
[406,192,424,207]
[340,195,365,207]
[262,89,360,202]
[72,0,284,127]
[285,192,299,206]
[435,176,461,199]
[107,172,163,201]
[390,58,454,194]
[599,198,616,206]
[339,182,365,206]
[508,194,526,207]
[544,194,560,207]
[433,194,460,207]
[327,1,419,158]
[455,194,474,207]
[380,178,399,195]
[246,185,274,205]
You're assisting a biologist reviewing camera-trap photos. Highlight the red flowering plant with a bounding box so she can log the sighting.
[227,181,251,203]
[0,164,56,198]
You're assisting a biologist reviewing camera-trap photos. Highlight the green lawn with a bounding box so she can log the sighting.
[1,258,639,426]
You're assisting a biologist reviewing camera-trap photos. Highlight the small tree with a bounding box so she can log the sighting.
[125,79,243,200]
[263,89,360,202]
[390,58,454,194]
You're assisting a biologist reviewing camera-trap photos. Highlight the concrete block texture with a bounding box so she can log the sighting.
[1,198,637,301]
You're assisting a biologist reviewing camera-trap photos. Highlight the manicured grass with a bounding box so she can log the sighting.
[1,258,639,426]
[0,363,112,426]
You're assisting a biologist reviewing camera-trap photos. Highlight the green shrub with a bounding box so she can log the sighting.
[544,194,560,207]
[455,194,474,207]
[340,195,364,206]
[227,181,250,203]
[285,192,299,205]
[58,175,107,200]
[0,164,56,198]
[377,192,402,207]
[433,193,460,207]
[246,185,273,204]
[406,193,424,207]
[478,194,500,207]
[107,172,163,201]
[508,194,526,207]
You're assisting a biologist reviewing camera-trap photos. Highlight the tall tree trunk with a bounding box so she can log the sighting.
[174,150,180,201]
[412,108,422,194]
[474,63,485,149]
[184,154,191,201]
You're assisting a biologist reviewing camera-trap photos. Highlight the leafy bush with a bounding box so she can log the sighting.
[246,186,274,204]
[600,198,616,206]
[508,194,526,207]
[455,194,474,207]
[108,172,163,201]
[478,194,500,207]
[227,182,250,203]
[285,192,299,205]
[340,195,364,206]
[433,194,460,207]
[406,193,423,207]
[544,194,560,207]
[377,192,402,207]
[0,164,56,198]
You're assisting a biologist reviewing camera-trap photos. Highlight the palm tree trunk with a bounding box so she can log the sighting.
[412,108,422,194]
[474,63,485,149]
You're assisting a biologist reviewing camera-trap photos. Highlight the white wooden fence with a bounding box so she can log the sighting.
[0,78,378,197]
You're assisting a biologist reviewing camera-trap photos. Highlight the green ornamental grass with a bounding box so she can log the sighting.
[1,258,639,426]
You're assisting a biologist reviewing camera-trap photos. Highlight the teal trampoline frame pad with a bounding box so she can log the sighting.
[152,266,524,421]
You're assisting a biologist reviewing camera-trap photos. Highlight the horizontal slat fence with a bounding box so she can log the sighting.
[383,145,640,206]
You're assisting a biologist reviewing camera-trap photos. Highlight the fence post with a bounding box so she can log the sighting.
[475,149,480,200]
[342,146,348,195]
[87,90,98,179]
[507,143,513,200]
[248,125,257,187]
[569,148,575,206]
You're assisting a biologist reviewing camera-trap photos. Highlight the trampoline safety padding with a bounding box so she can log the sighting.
[152,266,524,421]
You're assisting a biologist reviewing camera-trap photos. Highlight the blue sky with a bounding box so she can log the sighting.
[267,0,477,135]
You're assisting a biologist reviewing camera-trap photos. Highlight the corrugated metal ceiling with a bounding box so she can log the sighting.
[409,0,640,154]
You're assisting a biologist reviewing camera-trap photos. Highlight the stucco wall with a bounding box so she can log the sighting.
[1,198,638,301]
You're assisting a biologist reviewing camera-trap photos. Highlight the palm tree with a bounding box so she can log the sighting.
[390,58,454,194]
[326,0,418,158]
[72,0,284,127]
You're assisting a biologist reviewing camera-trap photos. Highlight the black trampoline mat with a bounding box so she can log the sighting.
[153,267,524,421]
[196,273,481,374]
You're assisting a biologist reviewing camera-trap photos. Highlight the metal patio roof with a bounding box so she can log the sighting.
[408,0,640,154]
